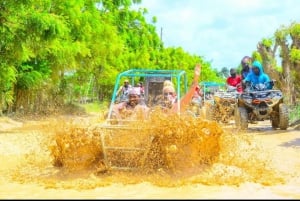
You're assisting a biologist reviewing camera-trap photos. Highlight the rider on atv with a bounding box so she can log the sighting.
[242,61,273,91]
[226,68,243,93]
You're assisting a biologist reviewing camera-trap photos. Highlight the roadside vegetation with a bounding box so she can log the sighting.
[0,0,299,121]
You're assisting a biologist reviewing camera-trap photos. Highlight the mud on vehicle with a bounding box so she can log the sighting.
[206,86,239,123]
[200,82,239,123]
[98,68,204,171]
[234,81,289,130]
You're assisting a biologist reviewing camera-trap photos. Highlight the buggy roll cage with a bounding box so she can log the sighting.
[199,81,225,102]
[107,69,189,119]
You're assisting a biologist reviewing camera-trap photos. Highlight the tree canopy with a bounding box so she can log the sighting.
[0,0,299,115]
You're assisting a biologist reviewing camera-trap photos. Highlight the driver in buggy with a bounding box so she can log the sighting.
[111,87,150,121]
[242,61,274,91]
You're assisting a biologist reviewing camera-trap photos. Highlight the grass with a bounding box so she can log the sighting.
[288,103,300,124]
[77,101,110,114]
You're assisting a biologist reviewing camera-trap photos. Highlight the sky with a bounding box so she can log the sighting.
[134,0,300,70]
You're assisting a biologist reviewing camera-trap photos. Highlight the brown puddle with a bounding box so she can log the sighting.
[5,111,286,190]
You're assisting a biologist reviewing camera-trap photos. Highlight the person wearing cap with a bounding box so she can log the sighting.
[112,87,150,120]
[116,79,132,102]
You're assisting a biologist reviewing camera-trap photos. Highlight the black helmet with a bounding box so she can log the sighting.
[241,56,252,68]
[241,56,251,64]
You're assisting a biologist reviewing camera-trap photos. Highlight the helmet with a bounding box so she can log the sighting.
[241,56,252,66]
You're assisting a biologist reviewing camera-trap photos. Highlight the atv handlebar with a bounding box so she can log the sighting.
[244,80,275,91]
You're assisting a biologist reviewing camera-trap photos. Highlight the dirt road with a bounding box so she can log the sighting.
[0,116,299,199]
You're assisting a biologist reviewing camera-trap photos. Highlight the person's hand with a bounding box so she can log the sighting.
[195,63,201,76]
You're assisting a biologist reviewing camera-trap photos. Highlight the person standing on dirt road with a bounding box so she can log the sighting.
[226,68,243,93]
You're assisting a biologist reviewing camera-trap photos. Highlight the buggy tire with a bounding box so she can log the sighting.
[278,103,289,130]
[234,106,248,130]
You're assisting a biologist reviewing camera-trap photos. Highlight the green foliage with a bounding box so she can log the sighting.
[290,22,300,36]
[252,51,262,63]
[289,104,300,123]
[290,48,300,63]
[3,0,298,114]
[274,25,290,40]
[79,101,109,113]
[261,38,273,48]
[16,65,43,90]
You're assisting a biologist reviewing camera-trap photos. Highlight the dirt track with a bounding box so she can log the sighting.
[0,116,300,199]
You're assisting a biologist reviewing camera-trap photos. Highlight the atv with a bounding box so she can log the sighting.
[206,85,239,123]
[234,81,289,130]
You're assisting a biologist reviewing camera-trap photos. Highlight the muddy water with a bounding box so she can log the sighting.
[0,114,300,199]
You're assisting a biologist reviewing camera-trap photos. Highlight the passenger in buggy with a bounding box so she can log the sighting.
[161,85,177,109]
[116,79,132,102]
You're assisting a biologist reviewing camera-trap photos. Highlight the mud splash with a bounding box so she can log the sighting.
[6,112,286,190]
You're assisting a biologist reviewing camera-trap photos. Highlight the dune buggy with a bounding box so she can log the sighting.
[98,67,202,171]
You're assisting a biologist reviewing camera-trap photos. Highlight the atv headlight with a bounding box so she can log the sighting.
[244,98,252,104]
[241,93,253,104]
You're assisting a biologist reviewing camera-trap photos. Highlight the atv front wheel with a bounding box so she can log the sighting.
[271,115,279,129]
[234,106,248,130]
[278,103,289,130]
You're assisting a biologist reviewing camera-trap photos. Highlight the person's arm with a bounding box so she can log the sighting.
[236,76,242,87]
[226,77,230,85]
[242,73,252,90]
[172,63,201,113]
[116,86,123,96]
[263,74,273,89]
